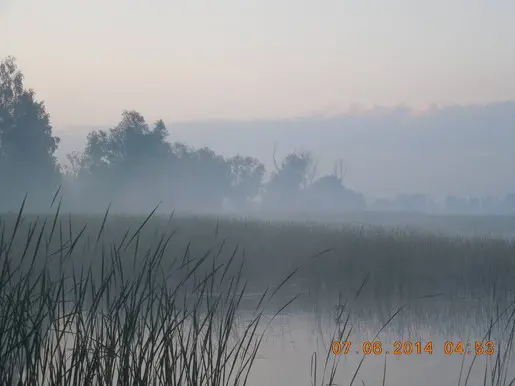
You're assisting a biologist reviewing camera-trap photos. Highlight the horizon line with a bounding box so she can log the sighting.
[52,100,515,131]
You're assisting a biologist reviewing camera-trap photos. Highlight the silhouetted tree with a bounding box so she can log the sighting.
[263,148,316,210]
[0,57,372,214]
[169,146,231,211]
[0,56,60,209]
[68,111,173,209]
[303,159,366,212]
[226,155,265,209]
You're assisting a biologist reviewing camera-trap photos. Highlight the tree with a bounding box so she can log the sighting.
[226,155,265,209]
[264,147,316,210]
[70,111,173,210]
[0,56,61,209]
[63,151,85,178]
[303,159,366,212]
[169,146,231,211]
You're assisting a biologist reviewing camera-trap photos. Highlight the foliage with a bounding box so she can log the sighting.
[0,202,301,385]
[0,56,370,213]
[0,57,61,210]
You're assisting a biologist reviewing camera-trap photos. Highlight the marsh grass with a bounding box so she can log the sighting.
[7,200,515,314]
[3,195,515,385]
[0,198,304,385]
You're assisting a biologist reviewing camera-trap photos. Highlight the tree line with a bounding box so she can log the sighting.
[5,56,515,215]
[0,56,366,213]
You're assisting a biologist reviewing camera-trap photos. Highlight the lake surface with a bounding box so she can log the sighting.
[241,296,515,386]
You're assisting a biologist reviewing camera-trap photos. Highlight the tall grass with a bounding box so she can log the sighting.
[3,196,515,385]
[7,201,515,312]
[0,198,301,385]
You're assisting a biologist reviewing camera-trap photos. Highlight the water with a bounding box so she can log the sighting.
[245,308,515,386]
[8,294,514,385]
[217,288,515,386]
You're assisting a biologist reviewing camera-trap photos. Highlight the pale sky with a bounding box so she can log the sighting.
[2,0,515,128]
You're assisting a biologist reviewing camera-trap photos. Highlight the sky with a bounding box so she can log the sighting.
[2,0,515,127]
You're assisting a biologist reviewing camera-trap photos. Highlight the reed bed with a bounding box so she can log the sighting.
[2,196,515,385]
[0,199,300,385]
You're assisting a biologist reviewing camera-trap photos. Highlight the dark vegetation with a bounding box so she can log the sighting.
[0,201,302,385]
[4,199,515,329]
[0,56,366,215]
[2,201,515,385]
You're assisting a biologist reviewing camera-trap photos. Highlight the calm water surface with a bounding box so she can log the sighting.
[244,298,515,386]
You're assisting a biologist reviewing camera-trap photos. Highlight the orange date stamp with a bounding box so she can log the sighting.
[331,341,495,356]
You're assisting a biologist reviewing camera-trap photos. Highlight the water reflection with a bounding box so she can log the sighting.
[242,295,515,386]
